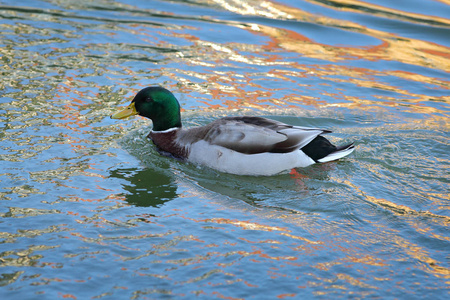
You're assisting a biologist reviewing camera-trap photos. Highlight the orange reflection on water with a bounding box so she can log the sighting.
[160,25,448,116]
[161,0,449,115]
[237,1,450,70]
[203,217,289,232]
[339,178,450,278]
[342,254,389,267]
[303,0,450,27]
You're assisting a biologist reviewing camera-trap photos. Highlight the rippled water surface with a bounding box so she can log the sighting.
[1,0,449,299]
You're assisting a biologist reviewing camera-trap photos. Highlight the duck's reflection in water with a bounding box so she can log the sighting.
[110,167,177,207]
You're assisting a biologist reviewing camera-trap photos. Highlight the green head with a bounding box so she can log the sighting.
[111,86,182,131]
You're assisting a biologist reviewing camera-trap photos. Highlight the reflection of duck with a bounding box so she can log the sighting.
[110,168,177,207]
[111,87,354,176]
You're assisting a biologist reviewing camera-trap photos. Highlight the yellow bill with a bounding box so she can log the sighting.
[111,102,138,119]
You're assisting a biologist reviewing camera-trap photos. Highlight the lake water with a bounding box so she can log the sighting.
[0,0,449,299]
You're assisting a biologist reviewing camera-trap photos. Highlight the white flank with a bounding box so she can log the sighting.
[187,140,315,176]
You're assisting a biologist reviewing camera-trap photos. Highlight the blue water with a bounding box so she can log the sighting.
[0,0,449,299]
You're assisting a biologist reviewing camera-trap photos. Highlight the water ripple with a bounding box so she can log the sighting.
[0,0,449,299]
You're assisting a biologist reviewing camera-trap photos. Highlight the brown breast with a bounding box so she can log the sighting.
[148,129,189,159]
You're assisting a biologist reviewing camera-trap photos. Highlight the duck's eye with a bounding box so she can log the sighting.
[145,97,153,102]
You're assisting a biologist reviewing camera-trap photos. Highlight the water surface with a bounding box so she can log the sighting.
[0,0,449,299]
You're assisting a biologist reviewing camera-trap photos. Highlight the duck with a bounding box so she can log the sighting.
[111,86,355,176]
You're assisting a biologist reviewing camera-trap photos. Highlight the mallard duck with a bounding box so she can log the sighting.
[111,86,354,176]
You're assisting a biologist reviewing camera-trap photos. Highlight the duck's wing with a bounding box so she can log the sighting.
[200,116,329,154]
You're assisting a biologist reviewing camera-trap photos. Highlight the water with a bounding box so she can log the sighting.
[0,0,449,299]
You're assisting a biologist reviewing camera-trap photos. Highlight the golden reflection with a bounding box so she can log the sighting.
[304,0,450,26]
[366,195,450,224]
[0,207,60,218]
[280,232,322,244]
[160,27,448,119]
[203,218,289,232]
[338,179,450,278]
[208,0,450,71]
[342,254,389,267]
[0,245,58,267]
[165,62,448,122]
[335,273,377,289]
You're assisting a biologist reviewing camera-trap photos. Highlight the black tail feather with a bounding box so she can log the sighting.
[301,136,354,163]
